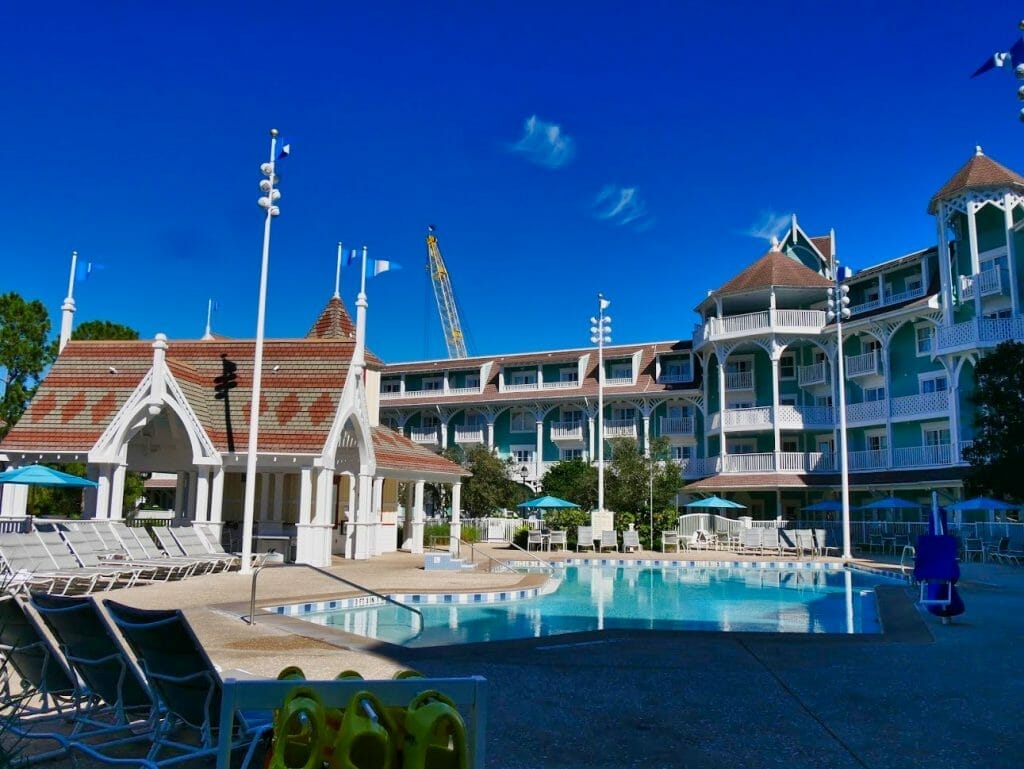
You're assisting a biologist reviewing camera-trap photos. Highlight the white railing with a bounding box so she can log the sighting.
[605,374,634,386]
[846,399,887,423]
[550,421,584,440]
[714,311,771,335]
[848,284,925,315]
[892,443,951,467]
[796,361,828,386]
[773,309,827,329]
[960,268,1006,300]
[845,351,879,378]
[776,404,834,428]
[446,385,482,396]
[409,427,439,444]
[847,449,889,471]
[890,390,948,418]
[725,371,754,390]
[453,427,485,444]
[502,381,539,392]
[604,419,637,438]
[660,416,695,435]
[380,385,480,400]
[936,315,1024,352]
[696,309,826,342]
[658,372,693,384]
[722,453,775,473]
[541,379,581,390]
[723,406,772,429]
[958,440,974,459]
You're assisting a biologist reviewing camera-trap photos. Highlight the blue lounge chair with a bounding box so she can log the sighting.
[0,594,77,717]
[913,535,965,621]
[104,599,271,768]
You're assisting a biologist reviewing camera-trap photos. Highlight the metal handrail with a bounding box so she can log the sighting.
[247,564,423,637]
[460,540,520,574]
[504,539,556,571]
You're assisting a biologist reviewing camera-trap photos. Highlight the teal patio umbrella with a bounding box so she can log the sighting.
[685,495,746,510]
[802,500,844,512]
[945,496,1018,513]
[517,495,580,510]
[0,464,97,488]
[858,496,923,511]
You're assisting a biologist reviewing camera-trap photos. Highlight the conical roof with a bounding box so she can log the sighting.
[928,148,1024,213]
[714,249,832,296]
[306,296,355,339]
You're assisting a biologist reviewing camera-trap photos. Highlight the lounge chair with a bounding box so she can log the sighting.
[738,528,761,554]
[813,529,838,558]
[526,530,545,551]
[576,526,595,552]
[622,529,640,553]
[660,531,680,553]
[0,594,77,717]
[33,528,143,590]
[0,532,119,596]
[167,525,241,571]
[759,528,782,556]
[961,537,984,563]
[105,522,203,579]
[48,524,164,585]
[547,530,567,552]
[151,526,236,572]
[794,530,816,558]
[778,529,800,557]
[598,530,618,552]
[103,599,271,768]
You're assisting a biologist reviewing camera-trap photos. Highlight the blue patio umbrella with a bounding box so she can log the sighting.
[0,464,97,488]
[802,500,844,512]
[685,496,746,510]
[517,495,580,510]
[945,496,1019,513]
[857,496,923,511]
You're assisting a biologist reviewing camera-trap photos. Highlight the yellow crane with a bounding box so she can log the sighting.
[425,225,469,359]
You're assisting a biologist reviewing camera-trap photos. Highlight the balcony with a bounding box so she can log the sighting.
[889,391,948,420]
[453,426,485,445]
[657,372,693,385]
[709,406,772,432]
[935,315,1024,355]
[604,419,637,438]
[846,399,887,424]
[845,351,880,379]
[695,309,827,343]
[550,421,584,442]
[380,385,479,400]
[409,427,439,444]
[959,267,1008,301]
[776,404,834,429]
[725,371,754,390]
[604,374,634,387]
[660,416,695,436]
[502,380,540,393]
[796,361,828,387]
[848,284,926,316]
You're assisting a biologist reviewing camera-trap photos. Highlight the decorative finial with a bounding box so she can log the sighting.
[270,128,279,137]
[975,144,984,156]
[770,235,780,251]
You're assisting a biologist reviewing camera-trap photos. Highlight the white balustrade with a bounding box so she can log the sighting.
[722,453,775,473]
[723,406,772,429]
[889,391,948,418]
[847,449,889,471]
[550,421,584,440]
[658,373,693,384]
[846,400,887,424]
[777,404,835,428]
[381,385,480,400]
[409,427,439,444]
[699,309,826,342]
[936,315,1024,352]
[541,380,582,390]
[502,381,539,392]
[892,443,951,467]
[725,371,754,390]
[796,361,828,386]
[845,351,879,378]
[605,374,634,386]
[604,419,637,438]
[773,309,827,329]
[849,285,924,316]
[453,427,485,444]
[660,416,695,435]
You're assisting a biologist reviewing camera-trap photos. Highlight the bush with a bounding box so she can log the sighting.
[512,526,530,549]
[541,509,591,546]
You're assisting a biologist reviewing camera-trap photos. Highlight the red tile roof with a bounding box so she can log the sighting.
[810,235,832,263]
[307,297,356,339]
[714,249,833,296]
[371,427,470,477]
[928,151,1024,213]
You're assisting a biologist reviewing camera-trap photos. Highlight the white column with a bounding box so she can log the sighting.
[298,467,313,526]
[967,203,982,320]
[535,418,544,479]
[95,467,113,519]
[259,472,270,521]
[411,480,425,554]
[1004,194,1020,317]
[449,482,462,555]
[440,420,449,450]
[948,360,962,463]
[186,471,198,519]
[486,420,495,450]
[587,415,595,462]
[771,349,782,468]
[1,481,28,517]
[403,483,415,548]
[936,204,953,325]
[347,475,356,520]
[194,468,210,523]
[173,473,186,516]
[372,476,384,556]
[642,414,651,458]
[108,464,127,520]
[209,467,225,523]
[272,472,285,522]
[350,473,373,560]
[717,352,727,455]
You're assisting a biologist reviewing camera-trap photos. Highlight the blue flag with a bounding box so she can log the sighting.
[276,138,291,160]
[74,262,106,282]
[346,248,358,266]
[972,37,1024,78]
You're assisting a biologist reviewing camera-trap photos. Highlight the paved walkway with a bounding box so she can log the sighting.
[13,548,1023,768]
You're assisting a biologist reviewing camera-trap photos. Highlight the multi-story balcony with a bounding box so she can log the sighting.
[499,378,583,393]
[959,268,1009,301]
[409,427,440,444]
[775,404,834,429]
[724,371,754,390]
[694,309,827,344]
[380,385,480,400]
[603,419,637,438]
[453,426,485,445]
[550,421,584,442]
[845,350,880,379]
[848,284,926,316]
[660,416,695,436]
[796,361,828,387]
[709,405,834,432]
[934,315,1024,355]
[657,372,693,385]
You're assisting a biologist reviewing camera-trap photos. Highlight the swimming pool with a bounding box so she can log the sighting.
[269,562,904,648]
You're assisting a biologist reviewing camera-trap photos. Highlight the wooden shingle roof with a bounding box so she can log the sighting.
[714,249,833,296]
[928,149,1024,213]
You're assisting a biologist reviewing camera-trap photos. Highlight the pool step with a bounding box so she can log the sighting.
[423,553,477,571]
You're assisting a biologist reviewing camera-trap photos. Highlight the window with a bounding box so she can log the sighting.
[984,309,1012,320]
[509,409,536,432]
[510,370,537,386]
[726,359,751,374]
[666,403,691,418]
[864,386,885,402]
[919,374,948,395]
[421,414,439,429]
[865,338,881,354]
[662,359,691,381]
[612,407,635,422]
[510,446,534,464]
[670,445,693,461]
[381,416,399,430]
[817,437,835,454]
[730,400,754,409]
[782,437,799,452]
[814,395,833,408]
[906,276,923,294]
[422,377,443,391]
[779,353,795,379]
[923,426,950,446]
[915,325,934,356]
[560,448,584,461]
[381,380,401,394]
[464,374,480,389]
[867,433,887,452]
[865,286,880,303]
[464,412,485,427]
[779,395,797,406]
[558,368,578,383]
[730,442,755,455]
[609,363,632,380]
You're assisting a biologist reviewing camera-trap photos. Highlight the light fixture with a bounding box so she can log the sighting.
[108,366,118,374]
[272,364,280,372]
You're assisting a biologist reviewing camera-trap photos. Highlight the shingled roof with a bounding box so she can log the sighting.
[371,427,471,477]
[307,296,356,339]
[928,149,1024,213]
[714,249,833,296]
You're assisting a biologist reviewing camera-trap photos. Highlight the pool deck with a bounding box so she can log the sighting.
[17,545,1024,768]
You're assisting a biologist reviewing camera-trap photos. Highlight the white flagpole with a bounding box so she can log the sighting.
[334,242,343,299]
[241,128,281,575]
[204,299,214,339]
[58,251,80,354]
[360,244,368,295]
[66,250,78,301]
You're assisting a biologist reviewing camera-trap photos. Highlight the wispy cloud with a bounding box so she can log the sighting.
[745,211,791,244]
[509,114,575,168]
[592,185,653,230]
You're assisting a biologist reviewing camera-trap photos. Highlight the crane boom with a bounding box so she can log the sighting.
[426,226,469,359]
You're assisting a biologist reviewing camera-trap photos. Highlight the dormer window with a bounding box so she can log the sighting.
[422,376,443,391]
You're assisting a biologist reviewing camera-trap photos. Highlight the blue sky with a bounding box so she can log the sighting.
[5,1,1024,363]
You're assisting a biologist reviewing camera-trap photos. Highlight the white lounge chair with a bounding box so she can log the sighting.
[622,530,640,553]
[547,530,567,552]
[660,531,680,553]
[576,526,596,552]
[598,530,618,552]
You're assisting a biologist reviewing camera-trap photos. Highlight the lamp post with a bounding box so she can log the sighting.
[589,295,612,514]
[827,270,852,559]
[240,129,283,575]
[519,464,530,497]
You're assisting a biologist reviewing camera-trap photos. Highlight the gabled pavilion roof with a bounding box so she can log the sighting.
[714,249,833,297]
[928,148,1024,213]
[307,296,356,339]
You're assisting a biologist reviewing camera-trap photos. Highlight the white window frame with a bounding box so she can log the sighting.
[464,373,480,389]
[509,370,537,386]
[779,394,798,406]
[558,367,579,383]
[816,435,835,454]
[779,352,796,380]
[381,380,401,394]
[421,376,443,391]
[670,445,693,461]
[609,362,632,380]
[921,421,951,447]
[915,324,934,357]
[509,409,536,433]
[905,275,923,293]
[510,445,535,464]
[865,429,887,452]
[560,448,584,461]
[863,386,885,402]
[729,440,756,455]
[781,437,799,452]
[420,413,440,429]
[918,372,948,395]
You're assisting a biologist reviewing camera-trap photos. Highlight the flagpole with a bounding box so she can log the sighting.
[241,128,281,575]
[58,251,79,354]
[334,242,343,299]
[66,250,78,301]
[360,244,368,296]
[204,299,214,339]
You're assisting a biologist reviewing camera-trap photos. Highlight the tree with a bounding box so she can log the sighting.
[458,445,519,516]
[964,341,1024,502]
[0,292,53,438]
[541,458,598,511]
[72,320,140,341]
[605,436,683,515]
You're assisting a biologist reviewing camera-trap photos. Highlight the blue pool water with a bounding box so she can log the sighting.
[279,564,901,647]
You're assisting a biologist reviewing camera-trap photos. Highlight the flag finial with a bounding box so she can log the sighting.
[975,144,984,156]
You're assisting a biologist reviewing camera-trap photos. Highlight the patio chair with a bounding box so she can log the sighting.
[598,530,618,552]
[103,599,272,768]
[778,529,800,557]
[576,526,596,552]
[660,531,680,553]
[0,594,77,717]
[794,530,816,558]
[0,532,119,596]
[51,524,163,586]
[738,528,761,554]
[153,526,237,572]
[105,522,202,579]
[33,528,143,590]
[527,530,545,551]
[622,529,641,553]
[961,537,984,563]
[759,528,782,556]
[813,529,838,558]
[547,530,567,552]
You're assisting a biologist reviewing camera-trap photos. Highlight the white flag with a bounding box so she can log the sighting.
[373,259,402,276]
[599,297,611,310]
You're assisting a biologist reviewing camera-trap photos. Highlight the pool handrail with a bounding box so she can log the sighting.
[459,540,532,574]
[305,565,424,633]
[502,538,556,571]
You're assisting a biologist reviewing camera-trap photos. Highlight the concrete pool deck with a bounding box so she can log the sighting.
[15,546,1024,768]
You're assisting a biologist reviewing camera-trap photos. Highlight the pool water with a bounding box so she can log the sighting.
[285,565,900,648]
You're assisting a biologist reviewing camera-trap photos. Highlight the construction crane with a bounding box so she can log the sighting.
[425,225,469,358]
